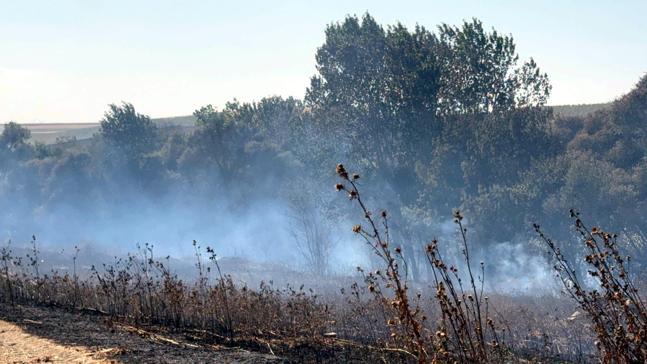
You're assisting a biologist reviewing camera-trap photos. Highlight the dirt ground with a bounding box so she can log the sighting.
[0,305,283,364]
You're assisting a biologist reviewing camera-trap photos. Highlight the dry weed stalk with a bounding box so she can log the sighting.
[534,210,646,363]
[335,163,504,363]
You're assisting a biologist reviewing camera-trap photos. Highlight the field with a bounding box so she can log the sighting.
[1,115,197,144]
[0,256,595,363]
[3,209,644,363]
[13,123,100,144]
[3,4,646,362]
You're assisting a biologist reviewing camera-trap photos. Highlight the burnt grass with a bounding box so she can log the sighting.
[0,303,411,363]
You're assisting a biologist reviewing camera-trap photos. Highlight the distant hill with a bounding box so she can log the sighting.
[2,115,198,144]
[3,104,609,145]
[550,102,611,118]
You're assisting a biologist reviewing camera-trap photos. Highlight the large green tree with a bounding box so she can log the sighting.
[306,14,440,172]
[305,14,555,255]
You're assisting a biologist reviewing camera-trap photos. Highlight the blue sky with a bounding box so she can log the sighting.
[1,0,645,122]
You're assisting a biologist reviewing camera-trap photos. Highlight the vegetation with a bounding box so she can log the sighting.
[335,164,505,362]
[1,12,646,363]
[0,166,643,362]
[2,15,645,279]
[535,212,646,362]
[551,103,610,118]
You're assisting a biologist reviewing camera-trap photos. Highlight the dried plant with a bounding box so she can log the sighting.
[335,163,504,363]
[534,210,646,363]
[1,241,15,305]
[0,240,332,355]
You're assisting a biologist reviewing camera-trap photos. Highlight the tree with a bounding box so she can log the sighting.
[306,14,441,171]
[44,152,96,207]
[100,102,158,160]
[435,19,551,115]
[1,122,31,151]
[288,192,335,276]
[186,104,250,187]
[227,97,306,151]
[305,14,553,191]
[306,14,553,278]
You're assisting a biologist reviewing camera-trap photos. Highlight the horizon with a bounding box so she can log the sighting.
[3,102,613,126]
[1,0,646,123]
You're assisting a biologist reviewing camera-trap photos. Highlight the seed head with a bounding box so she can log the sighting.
[335,164,348,179]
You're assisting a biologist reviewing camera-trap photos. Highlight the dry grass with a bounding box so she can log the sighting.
[0,240,411,362]
[0,236,604,363]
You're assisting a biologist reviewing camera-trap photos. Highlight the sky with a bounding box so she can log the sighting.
[1,0,645,123]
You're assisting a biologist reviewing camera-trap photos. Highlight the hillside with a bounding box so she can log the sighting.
[550,102,611,118]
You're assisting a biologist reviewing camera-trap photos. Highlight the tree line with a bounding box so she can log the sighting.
[1,14,645,277]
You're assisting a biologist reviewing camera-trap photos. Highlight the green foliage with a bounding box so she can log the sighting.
[435,19,550,115]
[306,14,440,175]
[304,15,555,251]
[551,103,610,118]
[186,104,252,185]
[568,76,647,169]
[1,122,31,151]
[100,102,159,159]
